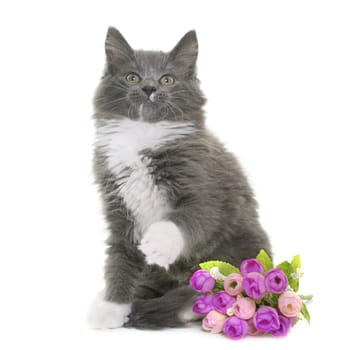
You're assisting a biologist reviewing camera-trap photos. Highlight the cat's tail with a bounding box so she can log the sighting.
[125,285,199,329]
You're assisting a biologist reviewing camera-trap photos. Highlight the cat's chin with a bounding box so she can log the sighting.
[138,102,163,122]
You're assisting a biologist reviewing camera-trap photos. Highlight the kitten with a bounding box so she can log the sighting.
[88,27,272,329]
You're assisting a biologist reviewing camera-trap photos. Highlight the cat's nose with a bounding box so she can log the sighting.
[142,86,157,97]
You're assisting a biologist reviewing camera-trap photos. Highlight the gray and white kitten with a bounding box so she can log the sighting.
[88,27,272,329]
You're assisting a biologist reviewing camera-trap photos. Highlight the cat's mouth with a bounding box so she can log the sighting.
[143,93,156,103]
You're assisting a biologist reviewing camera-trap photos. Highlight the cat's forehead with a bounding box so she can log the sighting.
[133,50,169,76]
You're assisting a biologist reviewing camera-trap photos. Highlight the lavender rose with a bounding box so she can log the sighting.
[253,306,280,332]
[202,310,227,333]
[189,270,215,293]
[224,273,243,296]
[222,316,248,340]
[270,315,292,337]
[240,258,264,275]
[212,291,236,314]
[264,268,288,294]
[192,294,213,315]
[242,272,266,299]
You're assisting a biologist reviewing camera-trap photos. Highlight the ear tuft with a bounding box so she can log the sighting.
[105,27,134,71]
[169,30,198,77]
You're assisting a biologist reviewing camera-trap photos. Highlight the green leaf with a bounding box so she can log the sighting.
[289,278,299,292]
[199,260,240,276]
[277,261,293,278]
[301,303,311,323]
[256,249,273,272]
[294,316,302,325]
[277,261,299,291]
[263,292,279,307]
[299,294,313,303]
[213,280,224,292]
[291,255,301,272]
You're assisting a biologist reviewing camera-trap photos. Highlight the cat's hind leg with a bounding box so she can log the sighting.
[126,285,199,329]
[133,264,179,300]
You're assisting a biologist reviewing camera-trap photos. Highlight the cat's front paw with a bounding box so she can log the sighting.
[87,291,131,329]
[139,221,185,269]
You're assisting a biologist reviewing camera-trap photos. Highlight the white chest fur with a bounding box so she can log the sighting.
[96,119,196,238]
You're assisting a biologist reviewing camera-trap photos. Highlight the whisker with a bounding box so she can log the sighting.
[99,96,127,105]
[166,101,184,121]
[169,90,188,96]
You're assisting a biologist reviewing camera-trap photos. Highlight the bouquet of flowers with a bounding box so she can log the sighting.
[189,250,312,340]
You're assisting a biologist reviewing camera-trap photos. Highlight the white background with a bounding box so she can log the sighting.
[0,0,349,349]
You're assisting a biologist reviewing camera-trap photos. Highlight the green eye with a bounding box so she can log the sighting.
[159,75,175,86]
[126,72,141,84]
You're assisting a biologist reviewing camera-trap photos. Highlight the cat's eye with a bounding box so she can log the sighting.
[159,75,175,86]
[126,72,141,84]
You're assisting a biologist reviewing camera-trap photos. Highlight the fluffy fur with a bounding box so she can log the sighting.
[90,27,272,329]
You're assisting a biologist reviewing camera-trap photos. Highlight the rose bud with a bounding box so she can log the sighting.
[278,291,303,317]
[240,258,264,276]
[202,310,227,333]
[212,291,236,314]
[246,318,263,336]
[270,315,292,337]
[224,273,243,296]
[264,268,288,294]
[242,272,266,299]
[253,306,280,332]
[222,316,248,340]
[192,294,213,315]
[231,297,256,320]
[189,270,215,293]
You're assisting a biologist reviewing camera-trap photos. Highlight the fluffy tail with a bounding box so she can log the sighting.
[125,286,197,329]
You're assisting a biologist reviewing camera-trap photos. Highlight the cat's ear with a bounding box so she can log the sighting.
[169,30,198,77]
[105,27,134,72]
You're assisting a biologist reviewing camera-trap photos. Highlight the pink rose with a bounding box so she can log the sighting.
[224,273,244,296]
[202,310,227,334]
[231,297,256,320]
[246,318,263,336]
[278,291,302,317]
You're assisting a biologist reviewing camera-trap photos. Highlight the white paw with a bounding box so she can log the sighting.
[178,306,202,323]
[87,291,131,329]
[139,221,185,269]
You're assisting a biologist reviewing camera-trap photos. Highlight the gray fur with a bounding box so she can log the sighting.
[93,28,272,329]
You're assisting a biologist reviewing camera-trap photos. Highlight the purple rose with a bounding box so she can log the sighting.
[222,316,248,340]
[192,294,213,315]
[240,258,264,275]
[270,315,292,337]
[264,268,288,294]
[212,291,236,314]
[189,270,215,293]
[253,306,280,332]
[242,272,266,299]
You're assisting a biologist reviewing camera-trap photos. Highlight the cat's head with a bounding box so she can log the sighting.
[94,27,205,123]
